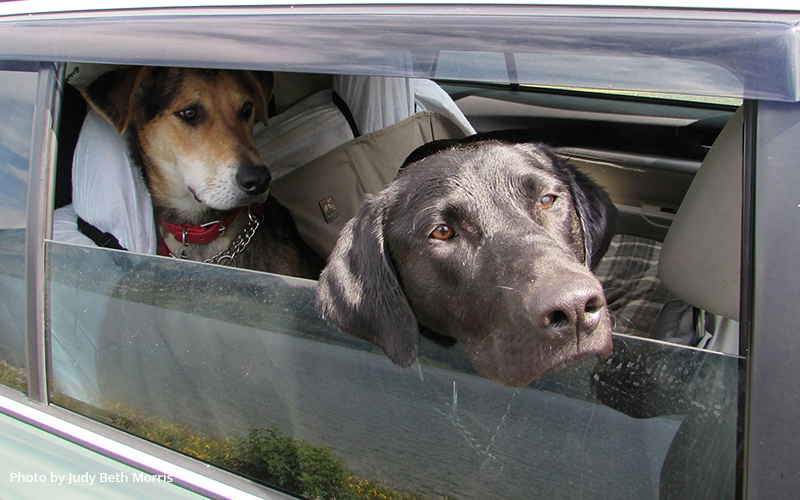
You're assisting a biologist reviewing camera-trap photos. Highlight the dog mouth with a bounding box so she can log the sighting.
[186,185,267,212]
[461,310,614,387]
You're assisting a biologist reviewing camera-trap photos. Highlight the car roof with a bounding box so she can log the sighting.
[0,0,798,16]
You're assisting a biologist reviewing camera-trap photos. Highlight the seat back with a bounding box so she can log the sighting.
[658,107,743,322]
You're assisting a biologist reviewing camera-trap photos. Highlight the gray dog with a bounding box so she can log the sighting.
[316,140,617,387]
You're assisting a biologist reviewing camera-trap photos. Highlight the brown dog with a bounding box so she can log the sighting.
[83,66,323,278]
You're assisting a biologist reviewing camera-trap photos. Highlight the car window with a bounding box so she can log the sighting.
[0,68,38,394]
[47,241,740,500]
[42,59,743,500]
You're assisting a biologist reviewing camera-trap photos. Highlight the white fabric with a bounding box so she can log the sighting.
[71,110,157,254]
[413,78,476,136]
[333,75,415,135]
[257,77,476,181]
[52,204,95,246]
[255,90,355,180]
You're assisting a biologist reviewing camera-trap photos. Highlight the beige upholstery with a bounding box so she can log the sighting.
[658,107,743,321]
[271,111,467,258]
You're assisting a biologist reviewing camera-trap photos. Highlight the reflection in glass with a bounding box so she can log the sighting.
[48,241,739,499]
[0,70,38,392]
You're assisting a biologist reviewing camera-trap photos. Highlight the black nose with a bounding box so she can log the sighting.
[236,163,272,196]
[526,275,606,340]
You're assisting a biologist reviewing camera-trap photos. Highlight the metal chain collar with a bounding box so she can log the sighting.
[169,206,262,267]
[204,206,262,266]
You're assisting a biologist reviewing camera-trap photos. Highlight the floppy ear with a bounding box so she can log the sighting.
[83,66,150,134]
[245,71,275,124]
[513,142,617,269]
[561,163,618,270]
[315,194,421,367]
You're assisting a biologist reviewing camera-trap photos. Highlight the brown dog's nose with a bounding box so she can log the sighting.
[236,163,272,196]
[526,275,606,340]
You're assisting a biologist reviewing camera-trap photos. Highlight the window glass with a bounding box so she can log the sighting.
[0,69,37,393]
[434,51,510,83]
[48,242,740,499]
[46,56,743,498]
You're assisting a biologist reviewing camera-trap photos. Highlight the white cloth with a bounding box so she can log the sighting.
[255,90,355,180]
[257,77,476,181]
[52,204,94,246]
[70,110,157,254]
[333,75,415,135]
[413,78,476,136]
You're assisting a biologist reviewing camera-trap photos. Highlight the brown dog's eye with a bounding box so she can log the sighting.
[430,225,456,240]
[241,102,254,120]
[177,107,199,122]
[540,194,557,210]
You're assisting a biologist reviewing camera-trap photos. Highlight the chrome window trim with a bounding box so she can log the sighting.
[0,386,297,499]
[0,6,797,101]
[24,62,62,403]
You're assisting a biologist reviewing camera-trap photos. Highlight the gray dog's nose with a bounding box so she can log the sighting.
[526,275,606,340]
[236,163,272,195]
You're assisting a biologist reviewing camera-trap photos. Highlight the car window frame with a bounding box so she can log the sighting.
[0,5,799,499]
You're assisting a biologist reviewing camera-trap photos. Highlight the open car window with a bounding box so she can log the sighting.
[42,64,742,500]
[0,67,38,394]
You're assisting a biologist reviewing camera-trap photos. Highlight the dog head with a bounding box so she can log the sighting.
[83,66,275,223]
[316,141,617,387]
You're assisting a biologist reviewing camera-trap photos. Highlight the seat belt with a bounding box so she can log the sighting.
[77,217,128,251]
[331,90,361,138]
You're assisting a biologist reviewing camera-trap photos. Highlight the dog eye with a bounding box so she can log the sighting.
[177,107,199,122]
[241,102,254,120]
[540,194,557,210]
[430,224,456,240]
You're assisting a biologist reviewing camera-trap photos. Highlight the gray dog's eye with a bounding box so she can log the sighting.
[430,224,456,240]
[540,194,557,209]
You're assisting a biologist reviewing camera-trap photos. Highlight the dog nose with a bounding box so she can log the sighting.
[526,275,606,340]
[236,163,272,196]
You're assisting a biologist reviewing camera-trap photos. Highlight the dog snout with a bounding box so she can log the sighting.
[236,163,272,196]
[526,274,606,340]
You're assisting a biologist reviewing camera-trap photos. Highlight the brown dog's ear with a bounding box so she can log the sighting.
[83,66,151,134]
[245,71,275,124]
[316,194,421,367]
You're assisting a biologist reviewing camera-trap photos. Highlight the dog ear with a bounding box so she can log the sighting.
[514,142,617,269]
[83,66,151,134]
[245,71,275,124]
[315,194,421,367]
[560,162,618,269]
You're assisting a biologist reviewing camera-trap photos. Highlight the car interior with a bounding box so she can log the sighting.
[2,59,744,499]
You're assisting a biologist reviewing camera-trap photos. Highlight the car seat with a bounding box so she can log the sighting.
[658,107,743,355]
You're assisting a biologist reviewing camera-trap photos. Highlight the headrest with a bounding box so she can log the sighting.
[72,110,157,254]
[658,107,743,321]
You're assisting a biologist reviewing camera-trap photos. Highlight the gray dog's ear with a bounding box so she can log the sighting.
[316,194,420,367]
[514,143,617,269]
[559,163,617,269]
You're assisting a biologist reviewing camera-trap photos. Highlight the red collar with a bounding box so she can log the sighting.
[160,208,241,246]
